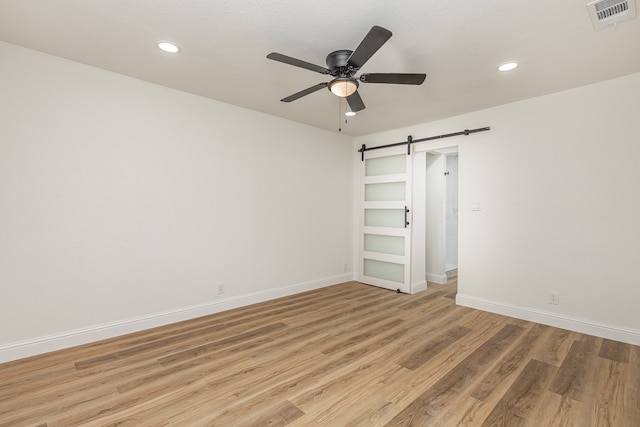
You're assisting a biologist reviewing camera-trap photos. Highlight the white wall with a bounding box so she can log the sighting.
[356,72,640,344]
[425,153,447,284]
[0,42,354,361]
[445,155,459,269]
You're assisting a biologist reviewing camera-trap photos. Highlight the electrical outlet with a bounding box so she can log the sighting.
[217,282,225,296]
[343,263,348,272]
[549,291,559,305]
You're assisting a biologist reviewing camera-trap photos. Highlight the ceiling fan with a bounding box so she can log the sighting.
[267,25,426,112]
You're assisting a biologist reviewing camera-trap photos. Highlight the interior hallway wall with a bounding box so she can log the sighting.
[425,153,446,284]
[445,155,459,270]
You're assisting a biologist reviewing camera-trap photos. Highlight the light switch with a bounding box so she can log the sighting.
[472,202,482,211]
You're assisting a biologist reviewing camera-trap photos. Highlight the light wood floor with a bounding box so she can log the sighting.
[1,279,639,426]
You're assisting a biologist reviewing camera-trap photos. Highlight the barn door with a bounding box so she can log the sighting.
[359,146,412,293]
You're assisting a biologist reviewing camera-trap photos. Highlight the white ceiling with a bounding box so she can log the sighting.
[1,0,639,136]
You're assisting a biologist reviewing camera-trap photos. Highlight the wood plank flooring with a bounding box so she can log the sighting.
[1,279,638,426]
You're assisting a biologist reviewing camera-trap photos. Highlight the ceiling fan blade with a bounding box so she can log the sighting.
[347,26,393,69]
[346,91,366,112]
[267,52,331,75]
[360,73,427,85]
[281,82,329,102]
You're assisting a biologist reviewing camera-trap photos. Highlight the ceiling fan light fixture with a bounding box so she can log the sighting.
[157,41,180,53]
[345,111,357,117]
[329,79,358,97]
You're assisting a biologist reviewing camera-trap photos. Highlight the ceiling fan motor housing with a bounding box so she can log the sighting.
[326,50,354,75]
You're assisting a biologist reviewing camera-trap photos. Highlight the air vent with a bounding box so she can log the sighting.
[587,0,637,30]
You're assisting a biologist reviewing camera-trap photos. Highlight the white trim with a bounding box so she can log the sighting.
[364,226,405,237]
[363,145,408,158]
[363,251,406,265]
[426,272,448,284]
[456,294,640,346]
[413,138,462,154]
[364,173,407,184]
[358,274,404,292]
[0,273,353,364]
[411,280,427,294]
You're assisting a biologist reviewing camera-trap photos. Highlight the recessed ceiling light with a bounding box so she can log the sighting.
[498,62,518,72]
[345,111,356,117]
[157,41,180,53]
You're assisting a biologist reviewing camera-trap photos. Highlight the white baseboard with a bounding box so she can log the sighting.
[411,280,427,294]
[456,294,640,346]
[0,273,353,364]
[426,272,448,284]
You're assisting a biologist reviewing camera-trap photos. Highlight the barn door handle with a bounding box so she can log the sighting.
[404,206,410,228]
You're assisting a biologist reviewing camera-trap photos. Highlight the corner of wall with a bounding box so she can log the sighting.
[0,273,353,364]
[456,294,640,346]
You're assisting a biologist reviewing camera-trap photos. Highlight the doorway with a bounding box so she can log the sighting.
[357,144,460,292]
[424,149,458,285]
